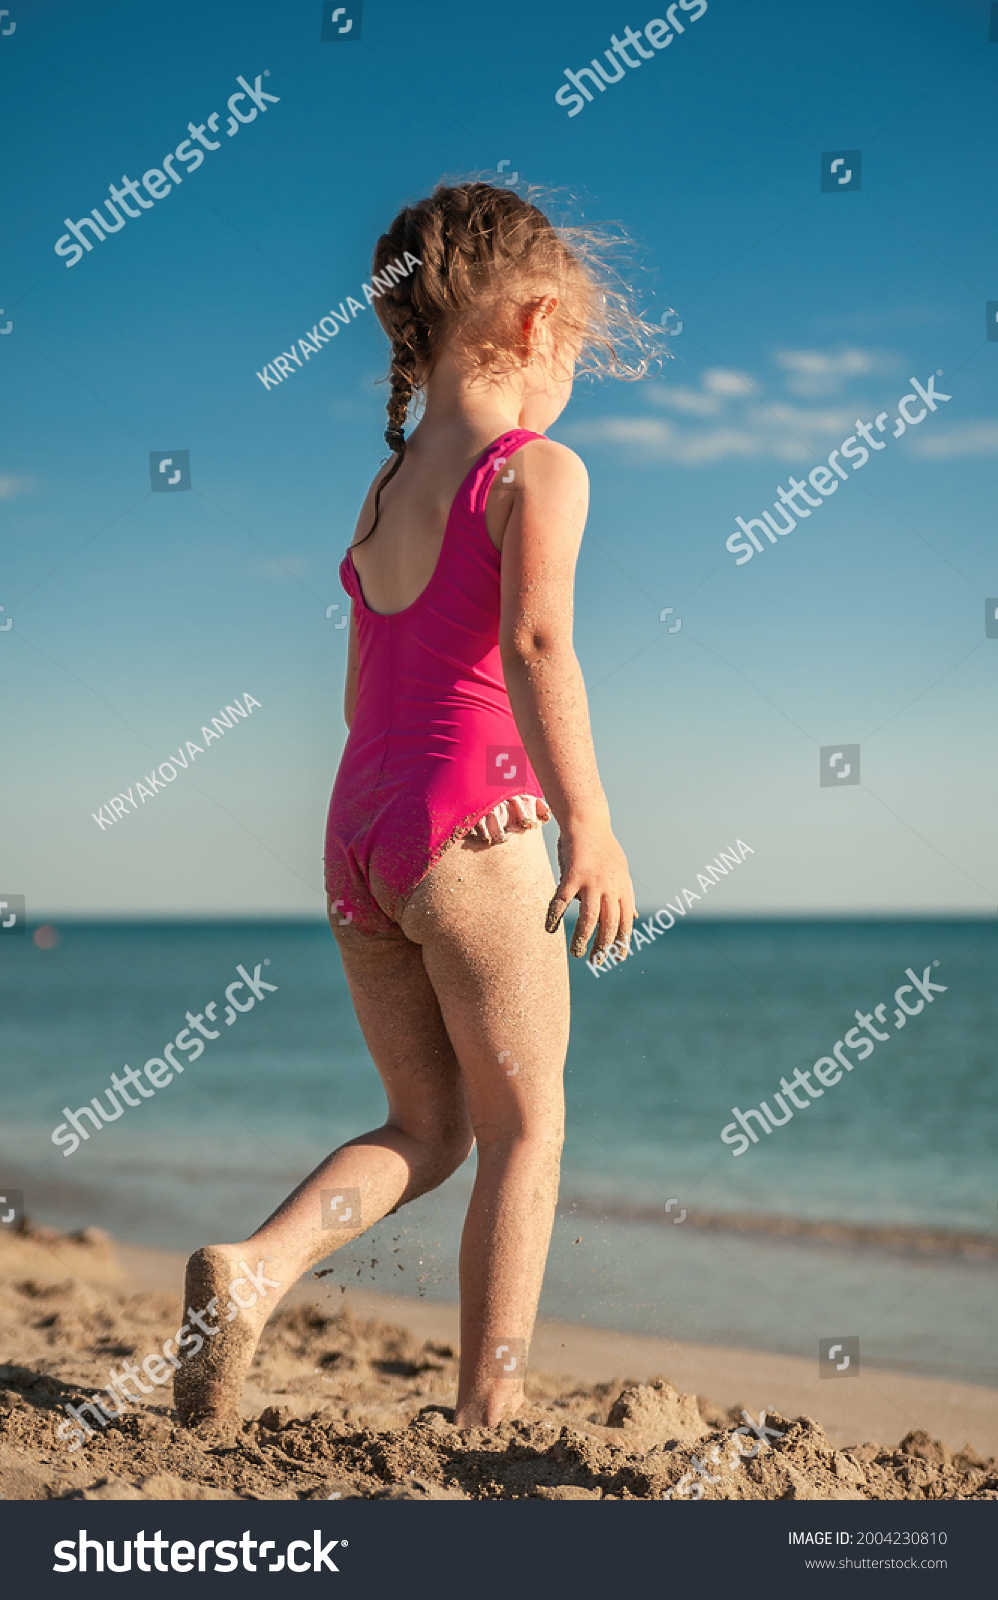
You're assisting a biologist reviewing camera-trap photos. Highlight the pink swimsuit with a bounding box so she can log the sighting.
[324,429,548,935]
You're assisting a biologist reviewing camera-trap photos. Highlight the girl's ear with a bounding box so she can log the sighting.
[522,294,560,359]
[526,294,559,334]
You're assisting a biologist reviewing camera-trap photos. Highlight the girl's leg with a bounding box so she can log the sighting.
[241,920,476,1278]
[175,920,475,1426]
[398,824,570,1427]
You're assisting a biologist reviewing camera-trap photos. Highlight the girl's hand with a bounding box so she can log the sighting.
[546,824,636,962]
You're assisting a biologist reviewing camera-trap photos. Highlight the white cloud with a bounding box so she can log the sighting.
[649,368,757,415]
[750,402,857,437]
[0,474,34,498]
[910,422,998,458]
[773,348,874,377]
[562,418,811,465]
[254,558,306,578]
[647,385,723,417]
[565,345,918,466]
[771,346,895,396]
[703,367,757,397]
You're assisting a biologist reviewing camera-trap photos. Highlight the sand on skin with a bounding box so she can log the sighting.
[1,1225,996,1502]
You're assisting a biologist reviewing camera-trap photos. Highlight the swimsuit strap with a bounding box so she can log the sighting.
[463,428,547,519]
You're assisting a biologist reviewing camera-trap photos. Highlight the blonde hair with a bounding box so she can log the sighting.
[359,180,665,541]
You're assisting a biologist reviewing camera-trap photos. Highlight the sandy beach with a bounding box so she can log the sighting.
[1,1222,996,1502]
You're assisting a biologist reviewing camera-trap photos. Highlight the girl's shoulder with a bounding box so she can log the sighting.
[516,436,589,499]
[492,437,590,557]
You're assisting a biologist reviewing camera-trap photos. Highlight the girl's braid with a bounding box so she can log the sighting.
[355,215,429,546]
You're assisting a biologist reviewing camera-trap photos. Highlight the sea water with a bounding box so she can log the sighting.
[1,918,995,1384]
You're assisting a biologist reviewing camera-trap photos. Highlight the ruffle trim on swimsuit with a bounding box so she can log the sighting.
[466,793,552,845]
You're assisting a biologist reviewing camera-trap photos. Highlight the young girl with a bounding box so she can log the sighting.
[176,182,654,1432]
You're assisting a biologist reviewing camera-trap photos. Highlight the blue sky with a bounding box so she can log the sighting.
[1,0,996,917]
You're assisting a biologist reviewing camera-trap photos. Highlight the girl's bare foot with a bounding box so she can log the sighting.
[453,1391,524,1430]
[173,1244,282,1430]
